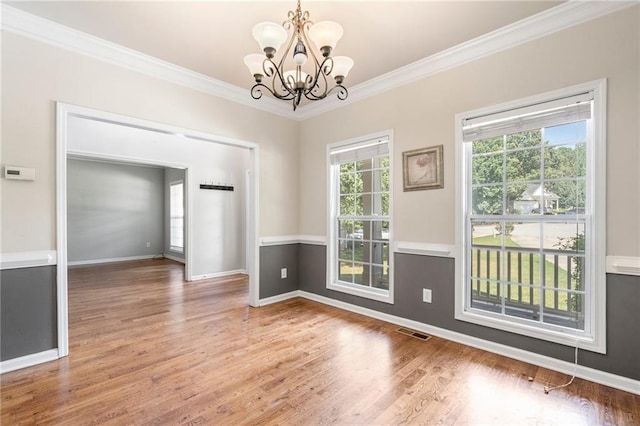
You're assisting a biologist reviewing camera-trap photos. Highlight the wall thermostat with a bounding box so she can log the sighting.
[4,166,36,181]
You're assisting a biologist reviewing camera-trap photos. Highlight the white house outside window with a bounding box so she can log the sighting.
[328,132,393,304]
[170,180,184,253]
[455,81,606,352]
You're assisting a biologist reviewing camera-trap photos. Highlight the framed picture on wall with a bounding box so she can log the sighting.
[402,145,444,191]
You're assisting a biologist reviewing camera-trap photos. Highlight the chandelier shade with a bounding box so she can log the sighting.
[244,0,354,111]
[308,21,343,53]
[252,22,288,54]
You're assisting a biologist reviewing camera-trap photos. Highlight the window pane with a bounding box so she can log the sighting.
[372,221,389,241]
[340,172,355,194]
[353,263,368,286]
[545,142,586,180]
[505,287,541,321]
[506,148,541,181]
[469,279,501,313]
[542,290,584,329]
[372,265,390,290]
[544,122,586,145]
[340,195,356,216]
[546,180,586,212]
[339,261,353,283]
[472,137,503,155]
[356,159,372,171]
[371,193,388,216]
[545,222,585,254]
[471,221,502,247]
[338,220,354,238]
[340,162,355,174]
[507,183,530,214]
[472,185,503,215]
[354,241,370,264]
[506,129,542,149]
[371,241,389,266]
[472,153,503,185]
[338,241,353,262]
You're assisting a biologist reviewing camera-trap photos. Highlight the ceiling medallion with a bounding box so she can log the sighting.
[244,0,354,111]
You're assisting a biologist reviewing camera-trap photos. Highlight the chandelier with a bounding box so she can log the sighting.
[244,0,354,111]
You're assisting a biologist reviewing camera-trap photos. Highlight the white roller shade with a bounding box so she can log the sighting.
[329,137,389,165]
[463,92,593,142]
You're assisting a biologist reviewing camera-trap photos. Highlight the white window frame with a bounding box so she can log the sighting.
[454,80,607,353]
[169,180,184,253]
[327,130,394,304]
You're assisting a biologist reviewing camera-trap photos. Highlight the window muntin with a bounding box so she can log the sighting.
[458,84,605,352]
[328,135,392,302]
[170,181,184,253]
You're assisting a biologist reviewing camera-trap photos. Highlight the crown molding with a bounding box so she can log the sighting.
[0,4,296,120]
[294,0,636,120]
[1,2,635,122]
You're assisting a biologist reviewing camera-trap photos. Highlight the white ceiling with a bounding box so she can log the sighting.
[6,1,563,91]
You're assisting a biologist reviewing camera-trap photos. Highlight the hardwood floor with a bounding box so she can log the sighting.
[1,259,638,425]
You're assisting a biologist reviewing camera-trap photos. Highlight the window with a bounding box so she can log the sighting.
[455,81,606,352]
[170,181,184,253]
[328,132,393,303]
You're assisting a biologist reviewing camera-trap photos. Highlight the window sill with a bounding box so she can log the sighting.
[327,280,394,304]
[455,307,605,354]
[169,247,184,254]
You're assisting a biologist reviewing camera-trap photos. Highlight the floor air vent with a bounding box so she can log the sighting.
[397,327,432,341]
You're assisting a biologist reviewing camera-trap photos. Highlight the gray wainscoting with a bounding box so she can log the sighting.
[298,244,640,381]
[259,244,299,299]
[1,266,57,361]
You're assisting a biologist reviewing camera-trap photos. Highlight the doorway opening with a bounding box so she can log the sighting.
[56,103,260,357]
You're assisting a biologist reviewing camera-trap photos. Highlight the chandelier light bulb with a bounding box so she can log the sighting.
[293,40,308,66]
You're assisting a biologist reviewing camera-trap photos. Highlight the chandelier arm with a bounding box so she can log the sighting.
[303,56,334,101]
[268,63,297,98]
[251,83,296,101]
[326,84,349,101]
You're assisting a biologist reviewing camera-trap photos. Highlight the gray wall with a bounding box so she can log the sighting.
[259,244,299,299]
[1,266,57,361]
[295,244,640,381]
[67,159,165,262]
[164,168,186,260]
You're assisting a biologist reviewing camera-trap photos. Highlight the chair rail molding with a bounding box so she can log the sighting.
[606,256,640,277]
[0,250,57,270]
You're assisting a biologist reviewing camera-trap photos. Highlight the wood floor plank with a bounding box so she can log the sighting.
[1,259,638,425]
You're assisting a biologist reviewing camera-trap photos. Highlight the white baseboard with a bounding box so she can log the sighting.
[259,290,301,306]
[0,349,60,374]
[297,291,640,396]
[191,269,247,281]
[68,254,161,266]
[163,253,185,264]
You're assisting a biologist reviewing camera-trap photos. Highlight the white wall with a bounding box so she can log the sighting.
[67,115,249,277]
[67,159,165,262]
[298,7,640,257]
[0,32,299,254]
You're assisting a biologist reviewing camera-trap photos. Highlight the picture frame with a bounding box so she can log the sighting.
[402,145,444,191]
